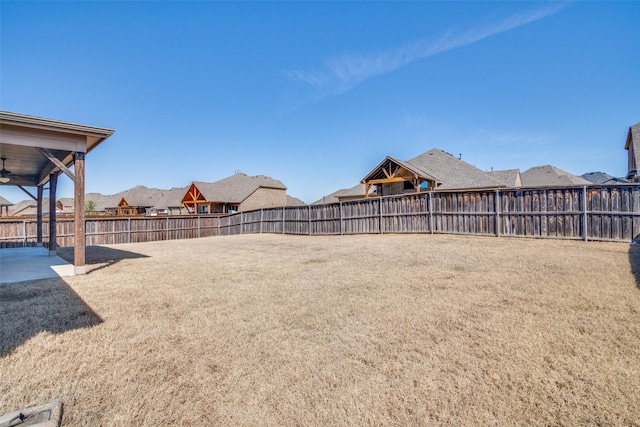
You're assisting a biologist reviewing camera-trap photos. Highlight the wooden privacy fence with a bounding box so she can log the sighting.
[219,185,640,242]
[0,215,221,248]
[1,185,639,247]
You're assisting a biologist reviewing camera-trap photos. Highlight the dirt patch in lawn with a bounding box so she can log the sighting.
[1,234,639,426]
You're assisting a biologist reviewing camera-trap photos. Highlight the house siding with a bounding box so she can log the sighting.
[240,187,286,212]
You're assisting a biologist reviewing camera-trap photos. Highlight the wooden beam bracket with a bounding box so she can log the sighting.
[36,147,75,181]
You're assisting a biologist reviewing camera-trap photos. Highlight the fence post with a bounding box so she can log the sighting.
[308,205,312,236]
[198,216,201,238]
[379,197,383,234]
[128,218,131,244]
[495,189,500,237]
[166,217,170,241]
[583,186,588,241]
[339,202,343,235]
[23,220,27,247]
[260,209,264,234]
[240,212,243,235]
[428,192,434,234]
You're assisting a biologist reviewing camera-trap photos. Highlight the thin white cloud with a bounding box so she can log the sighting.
[283,3,567,110]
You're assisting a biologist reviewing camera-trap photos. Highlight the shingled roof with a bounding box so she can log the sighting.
[362,156,442,187]
[114,185,167,208]
[521,165,592,187]
[581,172,628,185]
[407,149,504,190]
[487,169,522,188]
[286,195,307,207]
[152,187,189,210]
[192,173,286,204]
[0,195,13,207]
[312,184,377,205]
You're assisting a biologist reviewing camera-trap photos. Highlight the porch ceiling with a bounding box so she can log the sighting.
[0,111,114,187]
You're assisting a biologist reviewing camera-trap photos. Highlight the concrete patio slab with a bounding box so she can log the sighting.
[0,247,74,285]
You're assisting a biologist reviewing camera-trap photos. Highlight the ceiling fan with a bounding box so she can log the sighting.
[0,157,12,183]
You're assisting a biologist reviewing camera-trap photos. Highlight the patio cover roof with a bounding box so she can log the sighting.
[0,110,114,275]
[0,111,114,187]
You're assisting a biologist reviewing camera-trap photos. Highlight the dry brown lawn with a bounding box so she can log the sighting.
[1,234,639,426]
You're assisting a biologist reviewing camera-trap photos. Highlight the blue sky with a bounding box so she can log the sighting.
[1,1,639,204]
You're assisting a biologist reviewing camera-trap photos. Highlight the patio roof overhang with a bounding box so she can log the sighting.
[0,111,113,187]
[0,110,114,274]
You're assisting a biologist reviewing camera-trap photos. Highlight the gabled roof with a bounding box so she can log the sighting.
[7,197,74,216]
[152,187,189,210]
[286,195,306,207]
[116,185,164,208]
[0,195,13,206]
[521,165,592,187]
[581,172,628,185]
[407,149,504,190]
[192,173,286,204]
[487,169,522,188]
[362,156,442,184]
[581,171,615,184]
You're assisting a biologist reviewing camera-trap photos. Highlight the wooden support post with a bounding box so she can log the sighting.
[339,202,343,235]
[37,184,43,246]
[74,152,86,274]
[48,173,57,255]
[308,205,312,235]
[282,206,285,234]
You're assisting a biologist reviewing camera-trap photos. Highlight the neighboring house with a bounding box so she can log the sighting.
[56,198,74,215]
[7,199,37,216]
[149,187,190,216]
[581,172,628,185]
[6,177,294,217]
[624,122,640,182]
[361,148,506,197]
[520,165,592,187]
[0,195,13,217]
[7,198,73,216]
[104,185,175,216]
[181,173,287,214]
[106,197,153,216]
[312,184,377,205]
